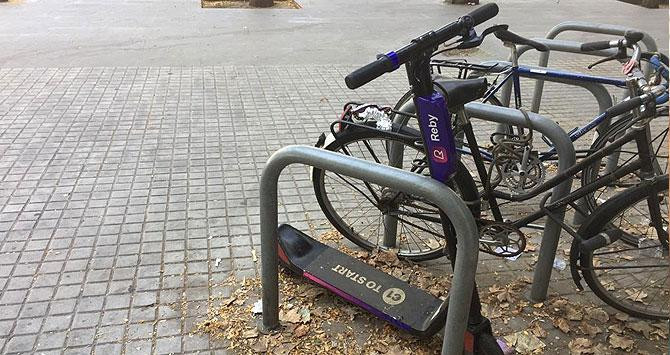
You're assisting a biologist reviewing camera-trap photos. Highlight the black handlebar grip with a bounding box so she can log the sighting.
[465,3,499,26]
[580,41,612,52]
[605,96,643,119]
[624,30,644,45]
[345,56,394,90]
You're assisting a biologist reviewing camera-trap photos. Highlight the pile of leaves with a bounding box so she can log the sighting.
[197,232,451,354]
[197,230,668,354]
[482,277,668,354]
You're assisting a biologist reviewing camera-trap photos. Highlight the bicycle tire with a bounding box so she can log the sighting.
[580,113,668,212]
[313,127,480,261]
[577,174,669,320]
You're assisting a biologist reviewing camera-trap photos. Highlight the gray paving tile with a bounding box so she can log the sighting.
[35,330,67,351]
[4,334,37,354]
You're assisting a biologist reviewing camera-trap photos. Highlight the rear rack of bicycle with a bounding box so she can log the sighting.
[430,59,501,79]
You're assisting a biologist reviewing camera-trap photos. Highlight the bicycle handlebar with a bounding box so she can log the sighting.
[605,96,644,119]
[468,2,500,25]
[580,40,612,52]
[605,84,666,119]
[345,3,499,89]
[581,30,644,51]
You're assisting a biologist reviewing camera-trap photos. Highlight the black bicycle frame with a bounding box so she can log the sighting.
[463,115,660,235]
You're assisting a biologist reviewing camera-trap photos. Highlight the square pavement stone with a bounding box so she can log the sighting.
[35,331,67,351]
[4,334,37,353]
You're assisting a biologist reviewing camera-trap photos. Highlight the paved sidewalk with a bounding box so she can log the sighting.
[0,0,668,354]
[0,0,667,67]
[0,61,667,354]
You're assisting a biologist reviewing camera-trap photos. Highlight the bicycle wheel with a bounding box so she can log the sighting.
[581,111,668,212]
[578,174,669,319]
[313,127,480,261]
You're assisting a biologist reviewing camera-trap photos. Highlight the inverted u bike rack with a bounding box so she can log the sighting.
[490,23,658,159]
[464,102,576,302]
[259,145,480,355]
[392,101,576,302]
[500,21,658,114]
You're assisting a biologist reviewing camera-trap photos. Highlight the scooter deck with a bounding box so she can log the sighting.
[277,224,448,337]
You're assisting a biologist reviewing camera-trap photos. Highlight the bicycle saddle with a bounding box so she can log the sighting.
[494,29,549,52]
[433,77,488,109]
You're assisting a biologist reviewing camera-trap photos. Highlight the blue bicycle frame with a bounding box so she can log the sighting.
[463,58,669,162]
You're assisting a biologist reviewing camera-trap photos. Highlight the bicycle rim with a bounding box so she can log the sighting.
[579,175,669,319]
[313,129,478,261]
[582,114,668,212]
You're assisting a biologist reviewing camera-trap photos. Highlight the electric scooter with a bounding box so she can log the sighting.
[277,3,504,354]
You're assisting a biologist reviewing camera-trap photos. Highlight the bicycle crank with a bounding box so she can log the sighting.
[477,220,527,257]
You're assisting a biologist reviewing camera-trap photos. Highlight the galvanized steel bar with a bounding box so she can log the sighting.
[529,21,658,113]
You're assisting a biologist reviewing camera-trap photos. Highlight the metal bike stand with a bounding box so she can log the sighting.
[391,100,576,302]
[514,25,661,191]
[260,145,480,355]
[481,59,615,224]
[528,21,658,113]
[494,23,657,144]
[463,102,576,302]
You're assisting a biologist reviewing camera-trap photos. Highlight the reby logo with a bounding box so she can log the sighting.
[432,146,448,163]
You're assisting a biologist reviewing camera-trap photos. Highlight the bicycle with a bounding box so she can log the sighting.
[391,29,668,214]
[313,28,669,318]
[313,29,668,259]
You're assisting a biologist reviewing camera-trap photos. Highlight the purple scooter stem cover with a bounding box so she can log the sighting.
[415,92,457,182]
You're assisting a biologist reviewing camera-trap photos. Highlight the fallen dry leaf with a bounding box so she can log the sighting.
[627,321,652,338]
[529,322,547,338]
[585,307,609,323]
[608,334,634,351]
[613,313,629,322]
[279,307,302,323]
[568,337,594,354]
[553,317,570,333]
[293,324,309,338]
[274,342,297,353]
[298,308,311,323]
[625,289,649,304]
[242,328,258,339]
[251,339,267,353]
[374,249,400,266]
[578,321,601,337]
[503,330,546,354]
[608,323,625,334]
[566,305,583,321]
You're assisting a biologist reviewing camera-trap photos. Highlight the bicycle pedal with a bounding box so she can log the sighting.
[476,219,527,258]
